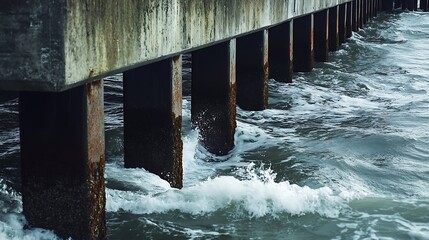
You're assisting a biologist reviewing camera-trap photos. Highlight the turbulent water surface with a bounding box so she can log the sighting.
[0,11,428,240]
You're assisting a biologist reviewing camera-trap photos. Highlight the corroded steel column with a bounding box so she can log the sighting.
[294,15,314,72]
[329,6,340,51]
[192,40,237,155]
[339,4,347,44]
[269,20,294,83]
[346,2,353,38]
[123,57,183,189]
[314,10,329,62]
[237,30,269,111]
[19,80,106,239]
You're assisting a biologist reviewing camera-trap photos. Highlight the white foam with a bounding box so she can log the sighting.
[106,163,349,218]
[0,181,60,240]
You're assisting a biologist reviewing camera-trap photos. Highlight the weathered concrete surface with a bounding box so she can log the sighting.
[1,0,353,92]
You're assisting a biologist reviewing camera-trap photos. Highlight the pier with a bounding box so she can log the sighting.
[0,0,426,238]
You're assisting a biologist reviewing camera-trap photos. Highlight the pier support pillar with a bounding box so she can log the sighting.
[269,20,294,83]
[383,0,394,11]
[346,2,353,38]
[123,57,183,188]
[359,0,364,28]
[237,30,269,111]
[329,6,340,51]
[421,0,429,11]
[339,4,347,44]
[353,0,359,32]
[19,80,106,239]
[314,10,329,62]
[293,15,314,72]
[394,0,402,9]
[362,0,367,25]
[368,0,373,19]
[192,40,237,155]
[402,0,414,10]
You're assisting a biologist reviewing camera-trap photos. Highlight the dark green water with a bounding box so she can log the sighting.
[0,11,428,239]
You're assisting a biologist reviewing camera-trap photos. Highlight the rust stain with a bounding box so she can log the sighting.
[85,80,106,239]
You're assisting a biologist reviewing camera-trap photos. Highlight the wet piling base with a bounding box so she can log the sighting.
[123,57,183,189]
[294,15,314,72]
[314,10,329,62]
[237,30,269,111]
[269,20,294,83]
[19,80,106,239]
[192,40,237,155]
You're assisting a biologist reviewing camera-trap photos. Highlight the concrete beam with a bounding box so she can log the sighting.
[192,40,237,155]
[0,0,354,92]
[269,20,294,83]
[123,57,183,188]
[237,30,269,111]
[19,80,106,239]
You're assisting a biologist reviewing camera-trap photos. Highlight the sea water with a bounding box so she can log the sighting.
[0,11,428,239]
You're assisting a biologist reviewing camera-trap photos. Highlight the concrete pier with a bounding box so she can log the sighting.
[383,0,394,10]
[0,0,393,237]
[294,15,314,72]
[19,81,106,239]
[353,0,360,31]
[237,30,269,111]
[346,2,354,38]
[339,4,348,44]
[362,0,367,25]
[123,57,183,188]
[192,40,237,155]
[329,6,340,51]
[269,20,294,83]
[422,0,429,11]
[394,0,402,9]
[314,11,330,62]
